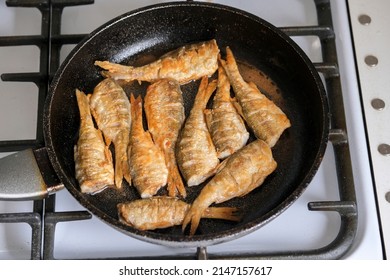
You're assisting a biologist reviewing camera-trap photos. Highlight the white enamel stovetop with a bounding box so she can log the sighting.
[0,0,384,259]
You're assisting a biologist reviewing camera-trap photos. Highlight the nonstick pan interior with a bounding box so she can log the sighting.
[45,2,328,247]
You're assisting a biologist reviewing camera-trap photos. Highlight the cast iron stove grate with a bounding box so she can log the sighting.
[0,0,357,260]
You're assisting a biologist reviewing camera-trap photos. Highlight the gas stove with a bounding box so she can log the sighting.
[0,0,384,259]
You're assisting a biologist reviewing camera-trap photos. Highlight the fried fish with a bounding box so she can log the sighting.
[74,89,114,194]
[220,47,291,147]
[176,76,219,187]
[144,79,186,198]
[118,196,241,231]
[129,94,168,198]
[182,139,277,235]
[95,39,219,85]
[89,78,131,189]
[205,65,249,159]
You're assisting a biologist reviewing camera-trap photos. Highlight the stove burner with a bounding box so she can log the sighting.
[0,0,358,259]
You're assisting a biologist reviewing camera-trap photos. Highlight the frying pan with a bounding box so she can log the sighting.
[0,2,329,247]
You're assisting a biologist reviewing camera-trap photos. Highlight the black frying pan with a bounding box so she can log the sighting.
[44,1,328,247]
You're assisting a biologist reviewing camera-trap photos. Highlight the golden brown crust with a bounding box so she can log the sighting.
[182,139,277,235]
[144,79,186,197]
[205,66,249,159]
[74,89,114,194]
[95,39,219,84]
[129,94,168,198]
[220,47,291,147]
[176,77,219,186]
[118,196,241,231]
[89,78,131,188]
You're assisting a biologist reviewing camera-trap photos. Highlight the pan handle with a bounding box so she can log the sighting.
[0,147,64,201]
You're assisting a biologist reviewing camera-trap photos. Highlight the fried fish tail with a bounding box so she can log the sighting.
[113,132,131,187]
[95,61,152,81]
[166,149,187,198]
[194,76,217,108]
[182,192,214,235]
[202,207,242,222]
[122,159,131,186]
[114,150,123,189]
